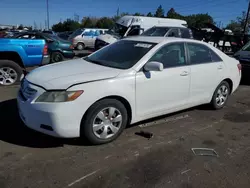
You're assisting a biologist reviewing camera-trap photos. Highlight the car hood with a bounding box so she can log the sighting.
[26,59,122,90]
[97,34,118,44]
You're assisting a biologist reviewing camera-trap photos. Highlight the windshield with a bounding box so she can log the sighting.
[85,40,156,69]
[69,29,84,38]
[106,23,128,38]
[141,27,170,36]
[242,41,250,51]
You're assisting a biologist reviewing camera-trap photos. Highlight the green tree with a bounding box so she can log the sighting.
[226,11,248,33]
[134,12,144,16]
[185,13,214,28]
[52,19,81,32]
[81,17,94,28]
[155,5,164,18]
[96,17,114,28]
[166,8,184,19]
[147,12,153,17]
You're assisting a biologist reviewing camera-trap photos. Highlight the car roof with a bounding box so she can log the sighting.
[123,36,201,44]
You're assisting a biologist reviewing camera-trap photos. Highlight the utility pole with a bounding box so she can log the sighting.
[46,0,50,30]
[116,7,120,17]
[243,0,250,35]
[45,20,47,31]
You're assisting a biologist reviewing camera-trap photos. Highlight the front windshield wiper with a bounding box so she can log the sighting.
[84,57,104,66]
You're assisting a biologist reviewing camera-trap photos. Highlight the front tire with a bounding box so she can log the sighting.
[0,60,23,86]
[81,99,128,145]
[211,81,230,109]
[76,43,85,50]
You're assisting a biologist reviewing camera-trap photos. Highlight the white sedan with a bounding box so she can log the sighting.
[17,37,241,144]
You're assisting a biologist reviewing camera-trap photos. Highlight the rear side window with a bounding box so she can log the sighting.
[187,43,213,64]
[210,49,222,62]
[141,27,169,37]
[180,29,193,39]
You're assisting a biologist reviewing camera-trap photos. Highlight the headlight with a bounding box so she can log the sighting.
[35,90,83,103]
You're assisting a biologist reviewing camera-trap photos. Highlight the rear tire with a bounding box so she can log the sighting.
[81,99,128,145]
[0,60,23,86]
[76,43,85,51]
[211,81,230,110]
[51,52,64,63]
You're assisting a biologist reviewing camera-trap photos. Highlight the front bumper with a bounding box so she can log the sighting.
[41,55,50,65]
[17,81,83,138]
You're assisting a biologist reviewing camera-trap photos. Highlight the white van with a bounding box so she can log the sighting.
[69,28,108,50]
[95,15,187,50]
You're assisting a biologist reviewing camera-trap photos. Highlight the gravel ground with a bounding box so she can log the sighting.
[1,81,250,188]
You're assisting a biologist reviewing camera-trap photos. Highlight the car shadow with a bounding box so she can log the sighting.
[0,99,90,148]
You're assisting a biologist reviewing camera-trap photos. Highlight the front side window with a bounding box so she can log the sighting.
[85,40,156,69]
[106,23,128,38]
[149,43,186,68]
[83,30,92,36]
[127,26,141,36]
[187,43,212,64]
[141,27,169,37]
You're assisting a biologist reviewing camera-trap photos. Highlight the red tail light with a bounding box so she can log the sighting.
[69,44,74,49]
[237,63,242,71]
[237,63,242,75]
[43,44,48,55]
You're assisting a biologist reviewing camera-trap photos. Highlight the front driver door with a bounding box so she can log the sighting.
[135,42,191,118]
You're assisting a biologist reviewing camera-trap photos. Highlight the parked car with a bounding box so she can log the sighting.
[234,41,250,80]
[68,28,108,50]
[0,38,49,86]
[17,37,241,144]
[14,32,74,63]
[95,15,187,50]
[141,26,193,38]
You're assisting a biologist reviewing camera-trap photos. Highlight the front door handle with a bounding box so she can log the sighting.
[218,65,223,70]
[180,71,189,76]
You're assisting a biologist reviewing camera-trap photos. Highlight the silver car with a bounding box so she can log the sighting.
[69,28,107,50]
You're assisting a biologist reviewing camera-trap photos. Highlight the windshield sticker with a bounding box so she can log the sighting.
[134,43,152,48]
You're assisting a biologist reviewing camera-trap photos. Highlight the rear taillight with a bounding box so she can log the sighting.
[69,45,74,49]
[237,63,242,75]
[43,44,48,55]
[237,63,242,71]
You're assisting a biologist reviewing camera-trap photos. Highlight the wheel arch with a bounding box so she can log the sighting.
[82,95,133,126]
[222,78,233,94]
[0,51,24,69]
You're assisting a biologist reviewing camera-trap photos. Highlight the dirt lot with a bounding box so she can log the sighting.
[1,82,250,188]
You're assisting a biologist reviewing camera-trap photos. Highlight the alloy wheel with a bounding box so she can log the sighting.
[216,84,229,107]
[92,107,122,139]
[0,67,18,85]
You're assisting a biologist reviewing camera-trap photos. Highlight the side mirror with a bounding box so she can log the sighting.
[144,61,163,72]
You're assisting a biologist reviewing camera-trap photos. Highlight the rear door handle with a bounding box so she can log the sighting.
[180,71,189,76]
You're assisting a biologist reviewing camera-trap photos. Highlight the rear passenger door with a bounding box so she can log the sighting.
[186,42,224,104]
